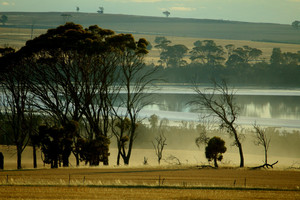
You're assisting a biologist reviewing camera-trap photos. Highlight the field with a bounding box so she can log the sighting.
[0,167,300,199]
[1,12,300,64]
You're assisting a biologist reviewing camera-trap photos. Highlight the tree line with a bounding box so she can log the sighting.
[0,22,156,169]
[151,37,300,86]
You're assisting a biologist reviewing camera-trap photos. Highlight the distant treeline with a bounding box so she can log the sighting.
[150,37,300,87]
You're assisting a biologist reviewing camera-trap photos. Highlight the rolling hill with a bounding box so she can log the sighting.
[1,12,299,44]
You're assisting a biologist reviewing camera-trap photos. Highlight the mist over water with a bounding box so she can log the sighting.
[140,86,300,128]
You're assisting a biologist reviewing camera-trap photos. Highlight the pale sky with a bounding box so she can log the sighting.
[0,0,299,24]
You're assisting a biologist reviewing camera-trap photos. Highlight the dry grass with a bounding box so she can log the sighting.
[0,167,299,199]
[0,185,299,200]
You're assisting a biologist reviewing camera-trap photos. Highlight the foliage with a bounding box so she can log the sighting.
[38,121,78,168]
[0,15,8,25]
[292,20,300,29]
[76,135,110,166]
[205,136,227,168]
[190,40,225,65]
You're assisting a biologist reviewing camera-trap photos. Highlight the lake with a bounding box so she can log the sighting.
[139,86,300,128]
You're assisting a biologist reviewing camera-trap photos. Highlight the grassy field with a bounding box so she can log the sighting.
[0,167,299,199]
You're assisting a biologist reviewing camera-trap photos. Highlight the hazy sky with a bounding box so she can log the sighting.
[0,0,299,24]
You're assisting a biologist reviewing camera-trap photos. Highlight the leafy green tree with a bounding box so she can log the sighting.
[76,136,110,166]
[282,52,300,65]
[226,45,262,66]
[190,40,225,65]
[160,44,188,67]
[270,48,283,65]
[205,136,226,168]
[19,23,118,165]
[163,11,170,17]
[38,121,78,168]
[0,15,8,25]
[292,20,300,29]
[154,36,171,53]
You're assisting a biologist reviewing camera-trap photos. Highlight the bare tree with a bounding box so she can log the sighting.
[252,124,278,169]
[152,134,167,165]
[191,80,244,167]
[195,119,212,148]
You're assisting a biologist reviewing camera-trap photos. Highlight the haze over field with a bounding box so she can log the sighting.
[0,0,300,24]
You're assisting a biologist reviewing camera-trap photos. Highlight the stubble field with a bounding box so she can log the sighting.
[0,167,300,200]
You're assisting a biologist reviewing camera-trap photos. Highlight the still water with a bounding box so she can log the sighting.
[140,86,300,128]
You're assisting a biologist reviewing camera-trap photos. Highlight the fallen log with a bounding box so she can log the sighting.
[251,161,279,169]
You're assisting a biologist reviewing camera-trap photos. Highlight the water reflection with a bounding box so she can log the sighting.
[144,94,300,120]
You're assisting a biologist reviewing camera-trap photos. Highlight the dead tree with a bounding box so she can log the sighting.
[191,80,245,167]
[152,133,167,165]
[252,124,278,169]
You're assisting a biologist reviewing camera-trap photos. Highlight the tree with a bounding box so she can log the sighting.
[152,118,168,165]
[154,36,171,53]
[98,7,104,14]
[191,80,244,167]
[226,45,262,66]
[148,114,159,130]
[163,11,170,17]
[270,48,283,65]
[205,136,226,168]
[0,49,32,169]
[292,20,300,29]
[76,7,80,12]
[110,34,157,165]
[152,133,167,165]
[0,15,8,26]
[160,44,188,67]
[253,124,271,166]
[190,40,225,65]
[38,121,78,168]
[195,122,211,148]
[20,23,117,166]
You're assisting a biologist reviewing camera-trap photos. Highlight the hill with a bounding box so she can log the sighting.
[1,12,299,44]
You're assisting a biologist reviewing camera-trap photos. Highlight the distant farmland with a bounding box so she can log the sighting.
[0,12,299,43]
[1,12,300,62]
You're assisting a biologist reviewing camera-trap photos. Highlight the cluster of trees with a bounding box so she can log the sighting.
[0,23,156,169]
[0,15,8,26]
[152,37,300,86]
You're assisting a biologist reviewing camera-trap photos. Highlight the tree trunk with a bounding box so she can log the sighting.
[117,146,121,166]
[214,158,218,168]
[265,149,268,165]
[62,154,69,167]
[17,145,22,169]
[237,142,244,167]
[232,127,244,167]
[33,145,37,168]
[75,153,80,167]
